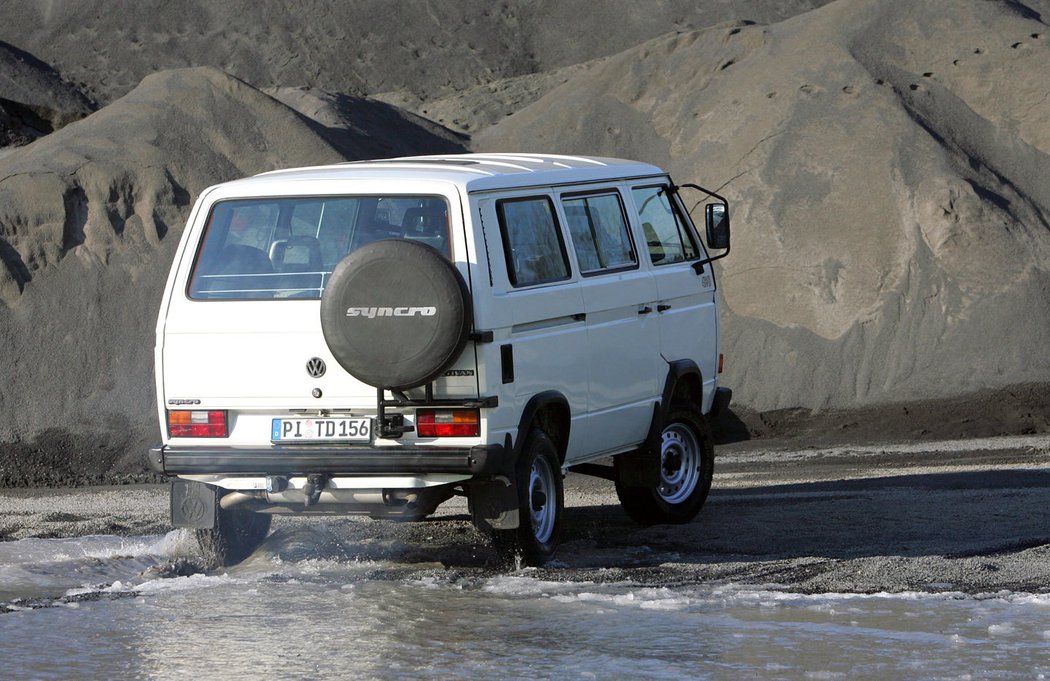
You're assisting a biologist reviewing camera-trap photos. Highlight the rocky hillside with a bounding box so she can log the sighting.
[0,0,832,105]
[1,0,1049,484]
[1,41,94,147]
[0,67,463,481]
[476,0,1050,409]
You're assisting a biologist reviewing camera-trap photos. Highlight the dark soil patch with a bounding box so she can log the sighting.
[0,428,162,489]
[714,382,1050,448]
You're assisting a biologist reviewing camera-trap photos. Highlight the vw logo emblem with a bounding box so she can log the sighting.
[179,497,207,523]
[306,357,326,378]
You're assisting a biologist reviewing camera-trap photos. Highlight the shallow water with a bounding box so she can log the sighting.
[1,529,1049,680]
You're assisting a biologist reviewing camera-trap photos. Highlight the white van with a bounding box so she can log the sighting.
[149,153,732,566]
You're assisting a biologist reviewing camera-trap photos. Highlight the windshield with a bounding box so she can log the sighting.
[188,195,451,300]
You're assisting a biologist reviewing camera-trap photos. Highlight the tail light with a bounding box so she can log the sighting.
[416,408,480,437]
[168,410,228,438]
[718,353,725,374]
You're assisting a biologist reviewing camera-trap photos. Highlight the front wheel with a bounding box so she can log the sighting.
[195,500,272,568]
[615,399,714,526]
[493,428,564,566]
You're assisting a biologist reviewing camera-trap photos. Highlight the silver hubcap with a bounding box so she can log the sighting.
[528,455,556,544]
[658,423,701,504]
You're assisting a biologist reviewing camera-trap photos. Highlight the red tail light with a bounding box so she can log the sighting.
[168,410,228,438]
[416,408,480,437]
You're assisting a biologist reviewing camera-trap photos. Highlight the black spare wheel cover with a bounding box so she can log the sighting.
[320,239,471,390]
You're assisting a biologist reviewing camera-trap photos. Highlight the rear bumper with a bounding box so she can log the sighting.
[148,443,506,477]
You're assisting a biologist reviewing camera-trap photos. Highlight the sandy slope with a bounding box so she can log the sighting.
[0,67,464,474]
[0,1,833,105]
[373,61,597,135]
[0,41,93,146]
[1,0,1050,477]
[477,0,1050,410]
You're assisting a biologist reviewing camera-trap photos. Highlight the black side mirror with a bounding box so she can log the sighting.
[705,203,730,250]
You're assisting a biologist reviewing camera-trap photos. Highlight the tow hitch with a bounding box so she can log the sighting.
[302,473,328,508]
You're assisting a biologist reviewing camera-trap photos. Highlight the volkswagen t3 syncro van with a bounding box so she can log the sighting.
[149,153,732,566]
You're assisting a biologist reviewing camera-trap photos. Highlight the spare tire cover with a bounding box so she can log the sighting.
[320,239,471,390]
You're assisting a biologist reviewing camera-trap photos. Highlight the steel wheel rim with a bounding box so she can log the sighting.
[528,455,556,544]
[658,423,701,504]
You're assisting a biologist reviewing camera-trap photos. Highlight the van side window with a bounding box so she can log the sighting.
[562,192,637,274]
[497,196,571,287]
[631,186,698,265]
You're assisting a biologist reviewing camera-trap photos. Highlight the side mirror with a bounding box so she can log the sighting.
[705,203,730,250]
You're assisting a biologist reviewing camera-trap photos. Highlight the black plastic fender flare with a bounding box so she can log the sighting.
[469,391,571,532]
[618,360,703,489]
[647,360,703,448]
[513,390,571,463]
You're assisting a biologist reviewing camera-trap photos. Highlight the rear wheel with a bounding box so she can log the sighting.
[615,400,714,526]
[195,502,272,568]
[494,429,564,566]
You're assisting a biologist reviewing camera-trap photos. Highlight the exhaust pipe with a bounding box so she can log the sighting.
[219,491,264,510]
[217,484,439,516]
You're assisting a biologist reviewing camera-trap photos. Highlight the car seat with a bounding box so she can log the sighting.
[401,207,449,255]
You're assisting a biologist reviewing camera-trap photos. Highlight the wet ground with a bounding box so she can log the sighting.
[1,434,1049,678]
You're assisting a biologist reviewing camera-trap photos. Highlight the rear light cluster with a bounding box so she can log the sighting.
[168,410,228,438]
[415,408,480,437]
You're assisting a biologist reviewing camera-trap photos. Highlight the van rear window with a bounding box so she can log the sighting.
[188,196,450,300]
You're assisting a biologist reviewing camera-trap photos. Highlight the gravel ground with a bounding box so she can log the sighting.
[2,434,1048,595]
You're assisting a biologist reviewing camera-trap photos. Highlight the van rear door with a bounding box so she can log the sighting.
[158,189,478,443]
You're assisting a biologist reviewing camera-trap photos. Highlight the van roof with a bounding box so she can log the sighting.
[244,153,666,193]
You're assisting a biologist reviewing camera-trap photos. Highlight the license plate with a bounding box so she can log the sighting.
[271,417,372,442]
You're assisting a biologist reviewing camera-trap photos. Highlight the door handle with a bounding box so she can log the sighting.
[572,313,586,322]
[657,304,672,312]
[638,306,653,315]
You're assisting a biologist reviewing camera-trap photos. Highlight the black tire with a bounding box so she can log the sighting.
[319,239,471,389]
[493,429,564,566]
[195,503,272,568]
[615,399,714,526]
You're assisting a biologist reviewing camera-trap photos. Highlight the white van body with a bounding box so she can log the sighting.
[150,153,731,565]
